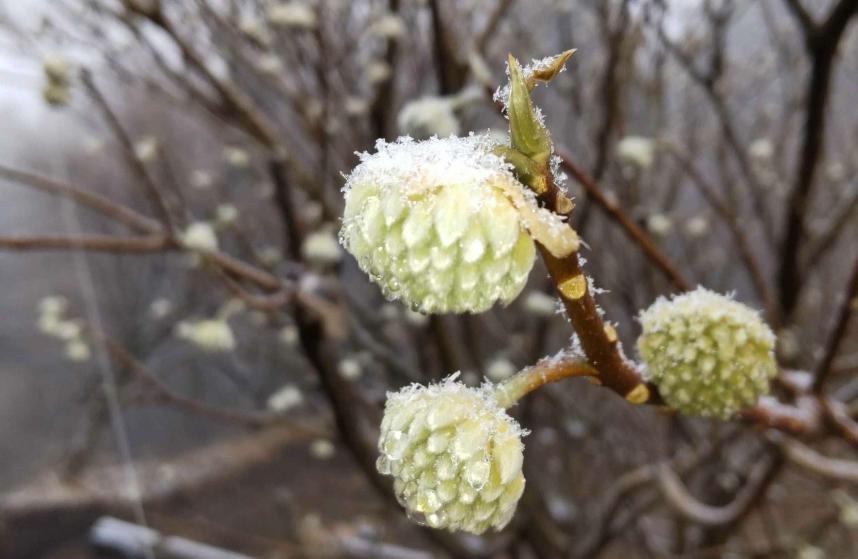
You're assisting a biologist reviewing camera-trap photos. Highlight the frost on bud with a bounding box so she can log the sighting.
[637,287,777,418]
[377,376,526,534]
[341,135,577,314]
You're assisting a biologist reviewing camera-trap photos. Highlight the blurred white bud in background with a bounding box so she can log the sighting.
[404,309,429,327]
[180,222,218,253]
[337,357,363,381]
[267,384,304,412]
[367,13,406,39]
[258,245,283,266]
[646,213,673,237]
[42,54,72,107]
[239,16,269,44]
[256,54,283,76]
[176,319,236,352]
[486,356,516,382]
[267,2,317,29]
[344,97,370,117]
[366,61,392,84]
[749,138,773,161]
[189,169,214,190]
[278,324,300,347]
[223,146,250,168]
[398,96,460,139]
[524,291,557,317]
[65,339,91,362]
[310,439,335,459]
[133,136,159,162]
[616,136,655,168]
[684,215,709,238]
[149,298,173,319]
[301,226,342,268]
[38,295,69,317]
[215,203,239,226]
[380,304,400,321]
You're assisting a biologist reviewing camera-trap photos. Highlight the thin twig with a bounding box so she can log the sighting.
[556,148,691,292]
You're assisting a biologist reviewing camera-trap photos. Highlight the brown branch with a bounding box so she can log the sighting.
[813,257,858,393]
[556,149,691,292]
[657,457,775,526]
[777,0,858,317]
[654,13,776,249]
[0,164,162,234]
[0,233,171,253]
[102,338,276,429]
[773,433,858,483]
[533,166,650,402]
[494,354,597,408]
[80,69,175,229]
[662,143,779,325]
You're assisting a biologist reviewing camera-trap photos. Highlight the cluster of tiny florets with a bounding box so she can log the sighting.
[340,135,538,314]
[637,287,777,418]
[377,376,526,534]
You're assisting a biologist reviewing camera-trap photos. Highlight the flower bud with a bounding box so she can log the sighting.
[397,96,460,140]
[377,376,526,534]
[637,287,777,418]
[341,135,578,314]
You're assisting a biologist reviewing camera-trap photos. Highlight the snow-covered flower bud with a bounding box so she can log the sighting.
[377,376,526,534]
[340,135,578,314]
[637,287,777,418]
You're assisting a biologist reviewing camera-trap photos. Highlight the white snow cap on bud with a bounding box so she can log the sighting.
[617,136,656,169]
[341,134,577,314]
[637,287,777,418]
[377,375,526,534]
[180,222,219,253]
[397,97,461,140]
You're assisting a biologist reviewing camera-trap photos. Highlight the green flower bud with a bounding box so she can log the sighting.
[341,135,577,314]
[637,287,777,418]
[377,376,526,534]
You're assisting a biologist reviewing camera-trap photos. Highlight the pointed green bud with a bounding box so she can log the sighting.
[506,55,552,167]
